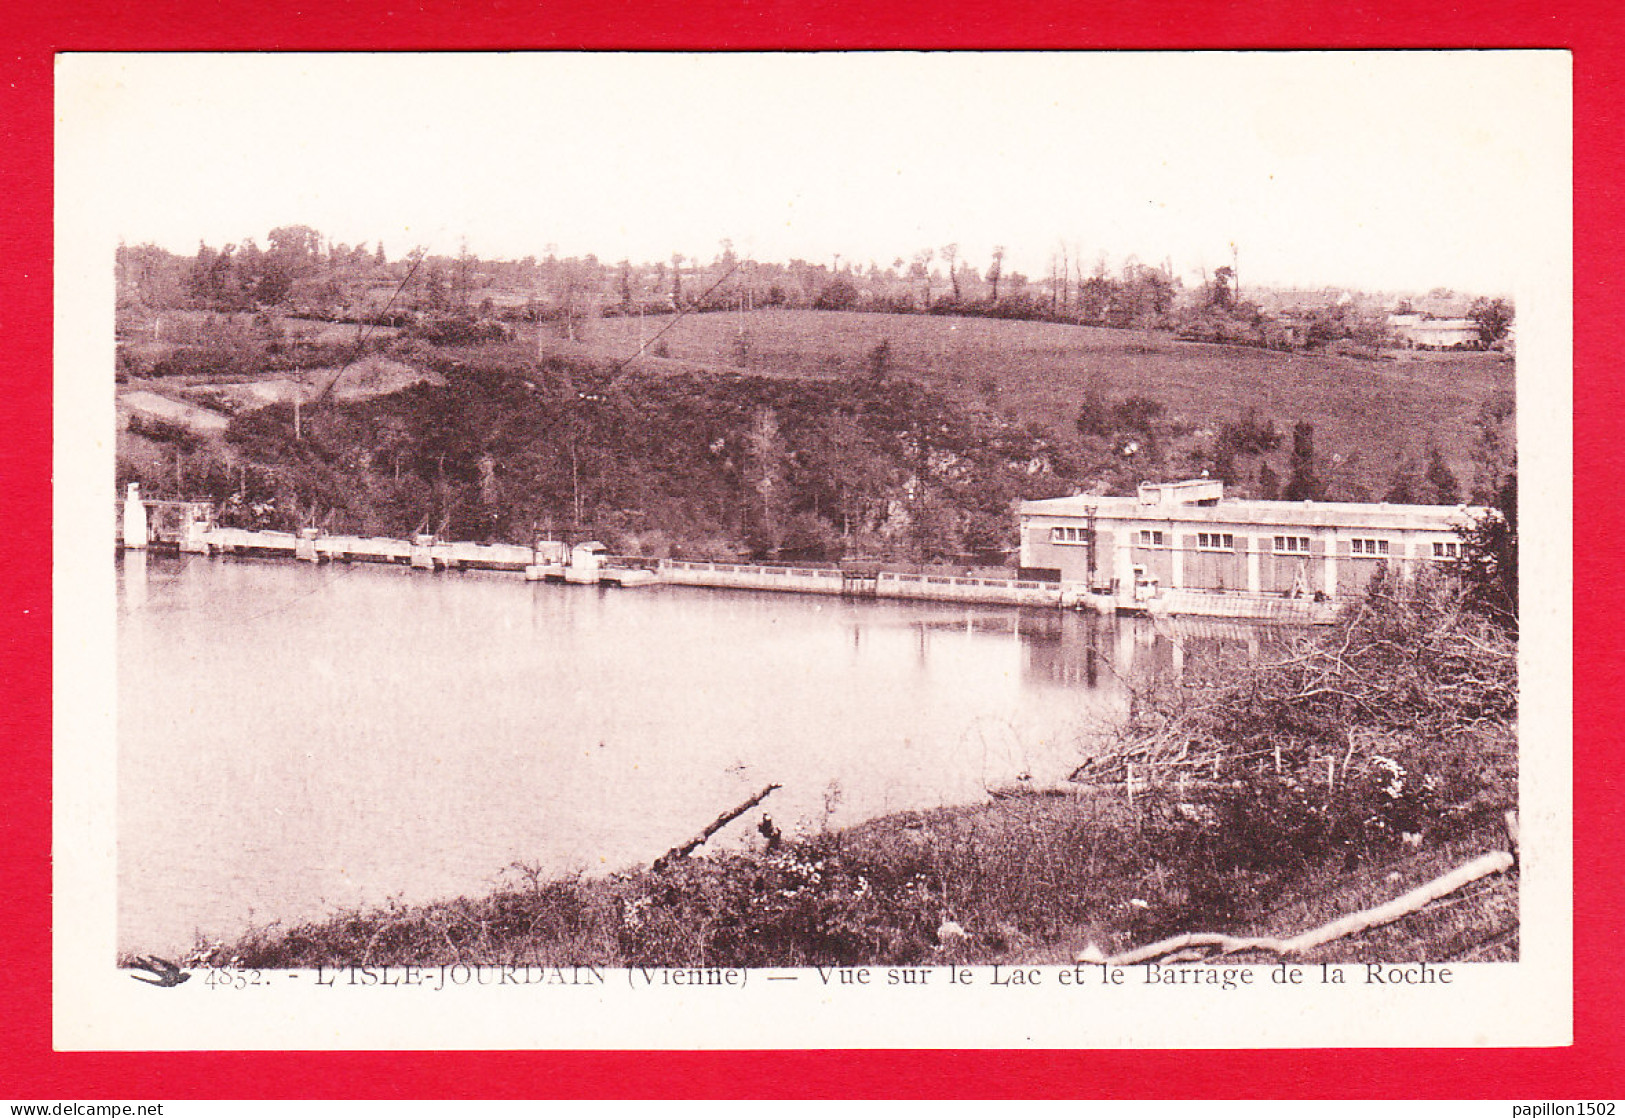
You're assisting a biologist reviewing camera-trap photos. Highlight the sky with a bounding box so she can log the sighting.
[59,51,1567,296]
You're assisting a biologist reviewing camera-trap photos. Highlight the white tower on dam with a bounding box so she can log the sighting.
[121,482,148,550]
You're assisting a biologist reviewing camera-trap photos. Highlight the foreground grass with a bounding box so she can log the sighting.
[187,787,1516,971]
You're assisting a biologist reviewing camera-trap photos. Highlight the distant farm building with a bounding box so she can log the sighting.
[1387,314,1482,350]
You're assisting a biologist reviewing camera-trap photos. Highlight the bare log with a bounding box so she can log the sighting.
[1278,850,1514,955]
[1100,848,1517,966]
[1108,931,1288,966]
[654,783,782,870]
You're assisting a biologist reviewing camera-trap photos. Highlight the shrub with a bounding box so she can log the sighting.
[1075,385,1114,438]
[614,839,941,967]
[866,292,921,315]
[126,412,201,447]
[408,313,510,346]
[1084,567,1516,871]
[1458,470,1517,629]
[1424,445,1461,505]
[150,344,268,380]
[813,277,860,311]
[1076,390,1168,440]
[1112,395,1165,435]
[865,338,892,382]
[1219,408,1283,455]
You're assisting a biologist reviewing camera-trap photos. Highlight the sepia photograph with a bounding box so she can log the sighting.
[53,50,1570,1050]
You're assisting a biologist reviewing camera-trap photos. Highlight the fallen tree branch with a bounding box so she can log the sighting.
[654,783,781,870]
[1101,848,1517,966]
[1107,931,1286,965]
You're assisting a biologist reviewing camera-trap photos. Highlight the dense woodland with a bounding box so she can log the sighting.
[206,353,1073,560]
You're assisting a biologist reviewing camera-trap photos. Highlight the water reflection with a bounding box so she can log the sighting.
[118,547,148,612]
[1019,610,1304,691]
[116,553,1299,955]
[890,609,1304,694]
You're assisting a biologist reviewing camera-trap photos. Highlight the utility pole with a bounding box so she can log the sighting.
[571,439,583,534]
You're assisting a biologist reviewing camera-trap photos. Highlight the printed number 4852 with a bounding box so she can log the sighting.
[203,968,265,989]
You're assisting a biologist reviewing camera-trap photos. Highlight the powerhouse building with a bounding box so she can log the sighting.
[1019,479,1481,611]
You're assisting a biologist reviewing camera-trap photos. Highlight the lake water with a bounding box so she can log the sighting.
[117,552,1282,955]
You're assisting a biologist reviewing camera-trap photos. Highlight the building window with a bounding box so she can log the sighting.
[1137,530,1165,548]
[1273,535,1311,553]
[1196,532,1234,551]
[1350,538,1390,557]
[1050,525,1088,544]
[1432,540,1461,559]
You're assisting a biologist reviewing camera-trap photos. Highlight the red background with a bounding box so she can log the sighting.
[1,0,1618,1098]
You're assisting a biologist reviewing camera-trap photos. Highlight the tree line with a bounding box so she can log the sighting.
[116,228,1514,353]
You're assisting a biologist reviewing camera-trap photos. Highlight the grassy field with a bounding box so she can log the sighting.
[119,309,400,347]
[571,308,1514,498]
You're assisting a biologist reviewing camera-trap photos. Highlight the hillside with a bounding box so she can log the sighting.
[115,308,1514,560]
[568,308,1514,502]
[120,346,1077,561]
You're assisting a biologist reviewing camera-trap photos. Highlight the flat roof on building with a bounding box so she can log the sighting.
[1019,493,1484,531]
